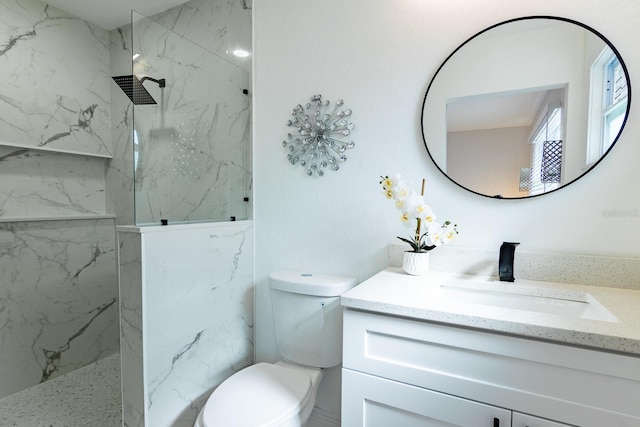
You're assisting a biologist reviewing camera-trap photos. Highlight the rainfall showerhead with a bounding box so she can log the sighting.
[112,75,166,105]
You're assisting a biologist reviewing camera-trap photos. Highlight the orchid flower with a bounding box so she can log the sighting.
[380,174,459,252]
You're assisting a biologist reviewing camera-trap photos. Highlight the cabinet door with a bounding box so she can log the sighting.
[343,369,511,427]
[512,412,573,427]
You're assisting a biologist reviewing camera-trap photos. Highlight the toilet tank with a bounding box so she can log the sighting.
[269,270,358,368]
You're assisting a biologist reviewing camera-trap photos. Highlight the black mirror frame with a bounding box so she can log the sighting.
[420,15,632,200]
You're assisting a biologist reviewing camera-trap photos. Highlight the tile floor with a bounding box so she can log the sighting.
[0,353,122,427]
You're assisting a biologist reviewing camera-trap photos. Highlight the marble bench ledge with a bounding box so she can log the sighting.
[0,141,113,159]
[0,214,116,223]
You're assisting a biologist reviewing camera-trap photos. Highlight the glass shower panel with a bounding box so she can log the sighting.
[131,11,251,226]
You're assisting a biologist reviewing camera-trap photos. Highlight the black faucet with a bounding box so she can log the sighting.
[499,242,520,282]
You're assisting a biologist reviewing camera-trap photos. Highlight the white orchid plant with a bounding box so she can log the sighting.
[380,174,458,253]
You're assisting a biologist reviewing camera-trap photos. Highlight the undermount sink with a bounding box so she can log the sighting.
[440,280,618,322]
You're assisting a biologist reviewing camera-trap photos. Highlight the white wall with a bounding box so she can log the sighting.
[424,20,591,177]
[254,0,640,422]
[448,126,530,197]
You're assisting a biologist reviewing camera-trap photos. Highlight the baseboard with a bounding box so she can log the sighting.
[306,407,340,427]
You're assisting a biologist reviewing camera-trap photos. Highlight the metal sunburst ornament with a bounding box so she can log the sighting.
[283,94,356,177]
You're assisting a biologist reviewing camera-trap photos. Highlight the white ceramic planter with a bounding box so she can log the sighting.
[402,251,430,275]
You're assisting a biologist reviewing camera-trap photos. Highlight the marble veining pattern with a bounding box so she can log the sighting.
[106,0,252,225]
[131,13,250,224]
[0,0,112,156]
[141,0,252,72]
[0,0,118,409]
[0,147,106,218]
[118,231,145,427]
[107,25,135,224]
[0,218,118,399]
[118,221,254,427]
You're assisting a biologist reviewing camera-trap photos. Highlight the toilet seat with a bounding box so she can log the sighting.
[200,362,313,427]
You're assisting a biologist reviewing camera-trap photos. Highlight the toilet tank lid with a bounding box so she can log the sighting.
[269,270,358,296]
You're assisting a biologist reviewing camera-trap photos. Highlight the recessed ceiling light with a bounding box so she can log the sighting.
[232,49,250,58]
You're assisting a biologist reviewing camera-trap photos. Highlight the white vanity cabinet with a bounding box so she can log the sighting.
[341,309,640,427]
[512,412,572,427]
[343,369,511,426]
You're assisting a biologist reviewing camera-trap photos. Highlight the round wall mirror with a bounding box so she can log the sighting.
[421,16,631,199]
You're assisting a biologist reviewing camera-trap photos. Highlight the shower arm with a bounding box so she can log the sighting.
[140,76,166,88]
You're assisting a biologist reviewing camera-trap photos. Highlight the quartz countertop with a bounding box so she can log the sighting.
[341,268,640,355]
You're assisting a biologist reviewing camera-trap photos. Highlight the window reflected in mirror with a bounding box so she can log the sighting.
[587,46,629,165]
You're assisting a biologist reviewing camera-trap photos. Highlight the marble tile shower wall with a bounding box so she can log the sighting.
[1,0,252,409]
[107,25,136,225]
[0,0,112,156]
[0,219,118,399]
[0,0,118,400]
[118,232,144,426]
[107,0,252,225]
[109,2,254,427]
[0,147,107,218]
[118,222,254,427]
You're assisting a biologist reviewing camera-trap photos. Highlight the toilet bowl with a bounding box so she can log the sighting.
[193,270,357,427]
[194,361,323,427]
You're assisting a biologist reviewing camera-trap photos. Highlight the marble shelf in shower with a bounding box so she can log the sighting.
[0,214,116,223]
[0,141,113,159]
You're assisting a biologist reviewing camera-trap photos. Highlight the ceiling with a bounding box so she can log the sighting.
[446,90,548,133]
[43,0,192,30]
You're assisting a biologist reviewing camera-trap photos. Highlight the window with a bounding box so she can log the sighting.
[603,57,628,149]
[528,105,563,196]
[586,48,628,165]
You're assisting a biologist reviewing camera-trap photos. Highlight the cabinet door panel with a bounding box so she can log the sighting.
[343,309,640,426]
[342,369,511,427]
[513,412,573,427]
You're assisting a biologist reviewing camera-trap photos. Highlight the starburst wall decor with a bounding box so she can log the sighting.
[283,94,356,177]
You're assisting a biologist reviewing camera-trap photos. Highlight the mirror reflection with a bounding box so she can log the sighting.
[422,17,630,198]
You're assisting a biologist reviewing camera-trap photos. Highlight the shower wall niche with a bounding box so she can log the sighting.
[126,11,251,226]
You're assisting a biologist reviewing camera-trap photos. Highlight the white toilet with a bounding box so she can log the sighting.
[194,270,357,427]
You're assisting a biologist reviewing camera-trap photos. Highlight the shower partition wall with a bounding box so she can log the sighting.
[130,11,251,226]
[116,10,254,426]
